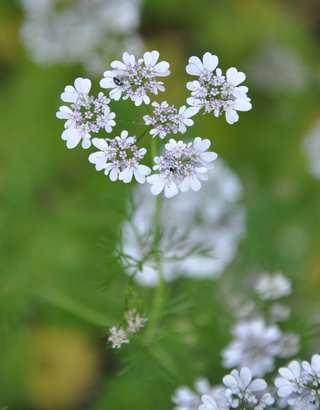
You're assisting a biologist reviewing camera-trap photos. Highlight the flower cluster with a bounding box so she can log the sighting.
[173,367,274,410]
[143,102,197,139]
[186,52,252,124]
[57,49,251,199]
[21,0,143,73]
[222,273,299,376]
[120,159,245,287]
[275,354,320,409]
[147,138,217,198]
[108,309,147,349]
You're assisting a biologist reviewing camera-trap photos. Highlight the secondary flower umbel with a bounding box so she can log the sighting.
[186,52,251,124]
[100,50,170,105]
[56,77,116,149]
[143,101,198,139]
[147,137,218,198]
[88,131,151,183]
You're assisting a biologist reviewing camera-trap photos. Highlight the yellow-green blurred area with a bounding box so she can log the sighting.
[0,0,320,409]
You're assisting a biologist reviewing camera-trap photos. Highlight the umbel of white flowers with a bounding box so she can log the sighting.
[56,50,252,198]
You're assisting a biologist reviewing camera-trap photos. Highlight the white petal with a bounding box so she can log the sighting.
[225,109,239,124]
[153,61,170,76]
[119,168,133,183]
[202,52,219,72]
[74,77,91,94]
[226,67,246,86]
[61,85,77,103]
[144,50,159,66]
[186,56,203,75]
[56,105,73,120]
[109,168,119,181]
[92,138,108,151]
[234,98,252,112]
[164,182,179,198]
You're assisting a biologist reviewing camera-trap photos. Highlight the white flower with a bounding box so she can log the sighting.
[147,137,217,198]
[186,52,251,124]
[254,273,291,300]
[88,131,151,183]
[21,0,143,72]
[269,303,291,322]
[222,319,282,376]
[125,309,147,333]
[121,159,245,287]
[108,326,129,349]
[199,395,220,410]
[275,355,320,409]
[172,379,229,410]
[100,50,170,105]
[222,368,274,410]
[56,77,116,149]
[143,101,198,139]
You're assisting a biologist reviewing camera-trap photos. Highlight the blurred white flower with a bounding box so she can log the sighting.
[88,131,151,183]
[173,378,229,410]
[56,77,116,149]
[108,326,129,349]
[143,102,198,139]
[254,273,291,300]
[275,355,320,409]
[222,367,274,410]
[278,332,300,359]
[247,45,309,92]
[222,319,282,376]
[120,159,245,287]
[303,119,320,179]
[125,309,147,334]
[21,0,143,73]
[269,303,291,323]
[147,137,217,198]
[186,52,251,124]
[100,50,170,105]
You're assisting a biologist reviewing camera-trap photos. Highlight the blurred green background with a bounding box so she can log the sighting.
[1,0,320,408]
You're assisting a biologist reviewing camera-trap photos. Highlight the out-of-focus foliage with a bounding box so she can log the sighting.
[0,0,320,409]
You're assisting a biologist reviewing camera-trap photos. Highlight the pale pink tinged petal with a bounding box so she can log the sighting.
[144,50,159,66]
[110,60,126,70]
[74,77,91,94]
[119,168,133,183]
[110,88,122,100]
[225,109,239,124]
[186,80,201,91]
[202,52,219,72]
[250,378,267,392]
[56,106,73,119]
[100,77,116,89]
[186,56,203,75]
[240,367,252,388]
[223,375,238,389]
[164,182,179,198]
[92,138,108,150]
[153,61,170,76]
[61,85,77,103]
[81,137,91,149]
[190,176,201,191]
[226,67,246,86]
[201,151,217,162]
[234,99,252,112]
[179,177,190,192]
[109,168,119,181]
[65,130,81,149]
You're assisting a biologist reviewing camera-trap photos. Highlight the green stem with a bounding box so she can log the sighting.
[146,139,165,340]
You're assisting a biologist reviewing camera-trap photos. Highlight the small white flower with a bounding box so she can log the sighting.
[223,367,274,410]
[108,326,129,349]
[147,137,217,198]
[186,52,251,124]
[254,273,291,300]
[143,101,198,139]
[275,355,320,409]
[56,77,116,149]
[125,309,147,333]
[222,319,282,376]
[100,50,170,106]
[269,303,290,322]
[88,131,151,183]
[199,395,220,410]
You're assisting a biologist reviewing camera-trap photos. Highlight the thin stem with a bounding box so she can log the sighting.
[146,139,166,340]
[137,126,150,142]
